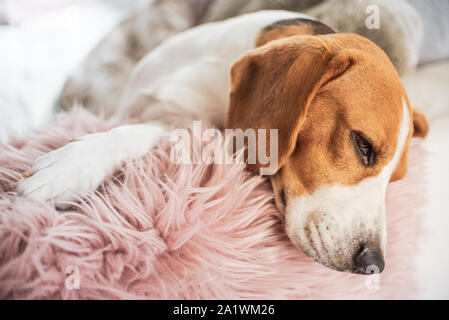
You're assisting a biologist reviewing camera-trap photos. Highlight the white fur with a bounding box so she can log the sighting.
[205,0,423,75]
[18,11,311,204]
[18,123,166,204]
[285,99,411,270]
[119,10,311,125]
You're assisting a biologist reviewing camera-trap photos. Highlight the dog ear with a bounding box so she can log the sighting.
[225,35,356,174]
[412,108,429,138]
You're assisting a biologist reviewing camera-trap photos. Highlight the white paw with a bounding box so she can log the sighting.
[17,136,114,204]
[17,124,166,204]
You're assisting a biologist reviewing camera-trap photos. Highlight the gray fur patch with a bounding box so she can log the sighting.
[263,18,335,34]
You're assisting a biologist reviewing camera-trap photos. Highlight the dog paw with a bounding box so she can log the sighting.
[17,136,113,204]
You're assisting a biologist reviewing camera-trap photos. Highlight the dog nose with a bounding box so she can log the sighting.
[354,247,385,274]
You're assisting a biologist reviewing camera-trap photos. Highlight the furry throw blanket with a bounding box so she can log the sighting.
[0,109,427,299]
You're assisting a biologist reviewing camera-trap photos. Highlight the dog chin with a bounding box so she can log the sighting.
[285,214,354,272]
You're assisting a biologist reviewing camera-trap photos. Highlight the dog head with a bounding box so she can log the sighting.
[225,33,428,274]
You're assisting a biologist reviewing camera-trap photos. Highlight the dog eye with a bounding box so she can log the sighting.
[357,137,371,154]
[351,131,376,167]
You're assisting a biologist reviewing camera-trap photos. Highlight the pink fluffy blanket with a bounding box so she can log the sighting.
[0,109,427,299]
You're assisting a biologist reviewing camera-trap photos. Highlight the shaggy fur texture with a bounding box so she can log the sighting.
[0,109,427,299]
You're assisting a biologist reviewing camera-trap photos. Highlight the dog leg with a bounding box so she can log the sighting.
[17,123,166,205]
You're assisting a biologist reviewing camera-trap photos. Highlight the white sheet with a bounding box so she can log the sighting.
[402,61,449,299]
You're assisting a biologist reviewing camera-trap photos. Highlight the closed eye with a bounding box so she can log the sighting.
[351,131,376,167]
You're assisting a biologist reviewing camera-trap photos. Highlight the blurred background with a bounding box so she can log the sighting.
[0,0,448,299]
[0,0,149,138]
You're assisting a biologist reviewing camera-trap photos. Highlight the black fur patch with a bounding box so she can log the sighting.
[263,18,335,35]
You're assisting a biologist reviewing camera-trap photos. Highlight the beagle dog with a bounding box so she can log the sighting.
[18,11,429,274]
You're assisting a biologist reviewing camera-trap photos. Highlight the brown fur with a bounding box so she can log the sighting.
[225,26,428,200]
[412,108,430,138]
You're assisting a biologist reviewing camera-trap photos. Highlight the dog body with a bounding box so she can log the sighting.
[18,11,428,274]
[118,10,307,125]
[59,0,202,118]
[59,0,426,118]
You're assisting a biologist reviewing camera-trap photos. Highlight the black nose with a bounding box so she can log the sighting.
[354,247,385,275]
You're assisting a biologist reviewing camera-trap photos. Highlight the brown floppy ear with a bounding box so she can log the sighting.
[225,36,356,174]
[412,108,429,138]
